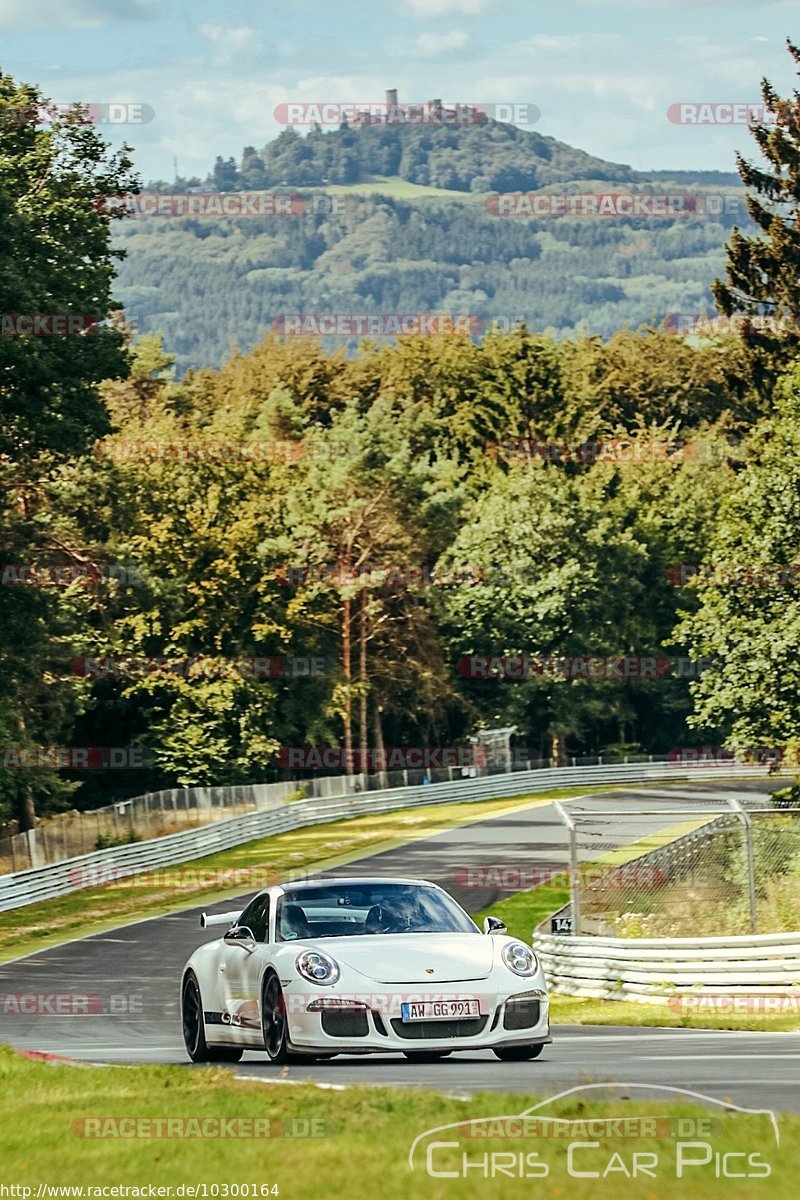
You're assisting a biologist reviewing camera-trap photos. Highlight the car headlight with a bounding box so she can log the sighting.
[501,942,539,977]
[295,950,341,985]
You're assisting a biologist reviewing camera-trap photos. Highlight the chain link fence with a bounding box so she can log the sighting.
[554,800,800,937]
[0,780,308,874]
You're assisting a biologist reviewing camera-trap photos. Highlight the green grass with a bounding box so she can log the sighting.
[549,995,800,1032]
[0,787,608,965]
[305,174,481,201]
[0,1044,795,1197]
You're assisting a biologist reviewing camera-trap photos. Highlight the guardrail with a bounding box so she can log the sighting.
[0,760,773,913]
[533,929,800,1001]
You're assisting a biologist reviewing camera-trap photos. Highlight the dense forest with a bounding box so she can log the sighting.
[3,50,800,831]
[114,185,751,373]
[111,116,752,372]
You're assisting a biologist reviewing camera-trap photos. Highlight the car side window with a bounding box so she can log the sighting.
[238,895,270,942]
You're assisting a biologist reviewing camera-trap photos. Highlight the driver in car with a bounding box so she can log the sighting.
[367,893,422,932]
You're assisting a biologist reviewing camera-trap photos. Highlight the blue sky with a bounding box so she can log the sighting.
[1,0,798,181]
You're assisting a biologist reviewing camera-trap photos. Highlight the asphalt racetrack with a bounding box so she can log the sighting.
[1,779,797,1112]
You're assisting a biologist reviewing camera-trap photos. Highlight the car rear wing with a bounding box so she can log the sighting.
[200,910,242,928]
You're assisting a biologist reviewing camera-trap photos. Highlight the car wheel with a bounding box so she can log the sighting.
[402,1051,453,1063]
[182,973,243,1064]
[262,973,291,1064]
[492,1044,545,1061]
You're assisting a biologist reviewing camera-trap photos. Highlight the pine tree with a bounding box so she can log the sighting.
[713,40,800,346]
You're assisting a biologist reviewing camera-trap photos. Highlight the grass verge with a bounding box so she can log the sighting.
[0,1044,795,1197]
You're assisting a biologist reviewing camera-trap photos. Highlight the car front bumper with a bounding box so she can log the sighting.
[282,983,550,1054]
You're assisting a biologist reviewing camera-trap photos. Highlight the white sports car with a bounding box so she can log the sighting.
[181,876,550,1064]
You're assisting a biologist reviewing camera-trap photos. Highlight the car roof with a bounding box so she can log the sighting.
[276,877,438,891]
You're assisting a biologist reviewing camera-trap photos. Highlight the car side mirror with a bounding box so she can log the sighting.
[224,926,256,950]
[483,916,508,935]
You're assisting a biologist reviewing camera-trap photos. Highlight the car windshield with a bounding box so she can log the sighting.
[276,883,478,941]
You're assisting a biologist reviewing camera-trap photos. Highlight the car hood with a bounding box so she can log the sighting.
[330,933,496,983]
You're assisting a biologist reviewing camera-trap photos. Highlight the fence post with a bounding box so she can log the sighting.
[727,797,757,933]
[553,800,580,934]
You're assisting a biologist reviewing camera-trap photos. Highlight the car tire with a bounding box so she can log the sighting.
[492,1044,545,1061]
[261,972,291,1064]
[182,973,243,1064]
[402,1051,453,1062]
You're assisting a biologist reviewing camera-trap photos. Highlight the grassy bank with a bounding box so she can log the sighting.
[0,1045,794,1198]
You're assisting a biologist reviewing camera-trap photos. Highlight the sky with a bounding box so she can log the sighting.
[0,0,798,182]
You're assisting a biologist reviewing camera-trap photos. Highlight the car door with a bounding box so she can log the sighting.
[218,894,270,1043]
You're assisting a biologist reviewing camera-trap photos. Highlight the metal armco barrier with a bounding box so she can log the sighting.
[534,929,800,1001]
[0,761,772,912]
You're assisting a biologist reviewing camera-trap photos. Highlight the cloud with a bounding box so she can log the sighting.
[199,24,264,67]
[415,31,469,57]
[0,0,158,34]
[406,0,489,17]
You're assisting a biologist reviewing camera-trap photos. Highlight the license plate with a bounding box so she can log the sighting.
[400,999,481,1021]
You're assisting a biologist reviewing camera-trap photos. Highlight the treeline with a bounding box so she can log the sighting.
[2,317,793,827]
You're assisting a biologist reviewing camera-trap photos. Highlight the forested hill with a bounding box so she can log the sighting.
[114,116,749,373]
[161,113,640,194]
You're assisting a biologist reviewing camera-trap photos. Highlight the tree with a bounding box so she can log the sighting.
[0,73,138,461]
[713,40,800,359]
[439,463,649,759]
[212,156,239,192]
[0,73,138,829]
[677,358,800,751]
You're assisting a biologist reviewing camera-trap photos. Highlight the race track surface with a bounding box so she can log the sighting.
[1,779,797,1113]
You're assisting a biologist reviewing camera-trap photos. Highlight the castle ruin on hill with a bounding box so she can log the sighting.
[349,89,488,127]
